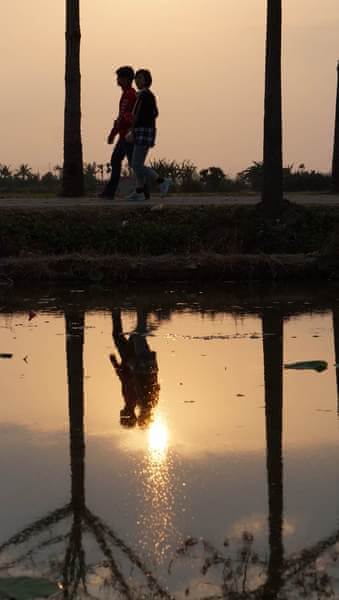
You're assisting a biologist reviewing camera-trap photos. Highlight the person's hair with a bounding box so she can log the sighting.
[116,66,135,83]
[135,69,152,88]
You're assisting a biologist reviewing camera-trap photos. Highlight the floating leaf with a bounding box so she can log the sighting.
[0,577,58,600]
[284,360,328,373]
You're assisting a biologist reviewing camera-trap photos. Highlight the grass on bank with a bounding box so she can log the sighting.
[0,203,337,258]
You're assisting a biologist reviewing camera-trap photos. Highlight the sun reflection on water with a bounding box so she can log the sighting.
[148,417,169,461]
[136,415,180,562]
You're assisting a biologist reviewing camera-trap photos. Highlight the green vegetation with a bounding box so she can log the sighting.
[0,204,335,258]
[0,160,332,195]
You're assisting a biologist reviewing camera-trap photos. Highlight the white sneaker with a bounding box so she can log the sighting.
[127,191,146,201]
[159,178,171,196]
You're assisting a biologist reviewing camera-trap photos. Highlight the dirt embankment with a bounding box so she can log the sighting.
[0,203,338,283]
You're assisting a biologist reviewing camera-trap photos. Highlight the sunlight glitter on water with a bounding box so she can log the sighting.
[148,416,169,461]
[139,417,178,562]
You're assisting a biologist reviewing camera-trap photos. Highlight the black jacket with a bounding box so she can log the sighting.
[133,89,159,129]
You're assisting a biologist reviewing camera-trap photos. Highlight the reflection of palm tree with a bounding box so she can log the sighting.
[63,310,86,596]
[262,0,283,214]
[0,309,171,599]
[262,306,284,598]
[110,308,160,429]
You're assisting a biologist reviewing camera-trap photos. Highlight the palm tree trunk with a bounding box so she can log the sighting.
[332,62,339,193]
[262,307,284,598]
[332,308,339,415]
[62,0,84,197]
[262,0,283,214]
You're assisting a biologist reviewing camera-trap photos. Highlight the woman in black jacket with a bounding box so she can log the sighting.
[127,69,171,201]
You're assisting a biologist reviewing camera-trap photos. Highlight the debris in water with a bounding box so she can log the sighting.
[284,360,328,373]
[0,353,12,359]
[0,576,58,599]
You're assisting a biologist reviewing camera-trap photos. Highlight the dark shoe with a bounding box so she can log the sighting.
[144,184,151,200]
[127,191,146,201]
[97,191,115,199]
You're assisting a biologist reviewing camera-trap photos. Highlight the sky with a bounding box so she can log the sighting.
[1,0,339,176]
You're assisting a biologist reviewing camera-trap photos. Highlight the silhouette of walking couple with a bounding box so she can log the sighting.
[100,66,171,201]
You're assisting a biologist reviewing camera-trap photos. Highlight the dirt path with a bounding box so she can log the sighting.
[0,193,338,209]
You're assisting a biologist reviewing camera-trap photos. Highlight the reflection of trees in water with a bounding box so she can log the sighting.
[2,303,339,598]
[0,309,172,599]
[169,305,339,598]
[64,310,86,596]
[262,307,283,599]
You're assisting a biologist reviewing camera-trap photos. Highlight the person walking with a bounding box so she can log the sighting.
[126,69,171,201]
[100,66,136,199]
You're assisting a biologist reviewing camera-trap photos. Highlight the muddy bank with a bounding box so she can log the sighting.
[0,203,337,283]
[0,252,338,284]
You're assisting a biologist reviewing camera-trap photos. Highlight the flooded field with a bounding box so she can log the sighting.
[1,284,339,599]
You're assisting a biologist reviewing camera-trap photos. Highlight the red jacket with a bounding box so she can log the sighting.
[111,87,137,139]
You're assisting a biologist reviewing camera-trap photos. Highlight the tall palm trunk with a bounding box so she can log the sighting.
[332,62,339,193]
[262,307,284,598]
[332,308,339,414]
[262,0,283,214]
[62,0,84,197]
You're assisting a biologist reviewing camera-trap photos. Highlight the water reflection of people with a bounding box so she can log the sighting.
[110,308,160,429]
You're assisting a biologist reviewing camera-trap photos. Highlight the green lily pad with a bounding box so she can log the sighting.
[0,577,58,600]
[284,360,328,373]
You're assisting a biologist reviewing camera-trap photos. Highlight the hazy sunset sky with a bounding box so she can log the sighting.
[1,0,339,175]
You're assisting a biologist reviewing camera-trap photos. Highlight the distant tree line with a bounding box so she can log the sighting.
[0,160,331,195]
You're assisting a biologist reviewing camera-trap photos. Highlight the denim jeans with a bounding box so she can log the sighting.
[104,137,134,197]
[131,145,158,188]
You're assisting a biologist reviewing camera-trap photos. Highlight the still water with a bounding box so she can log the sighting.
[0,284,339,599]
